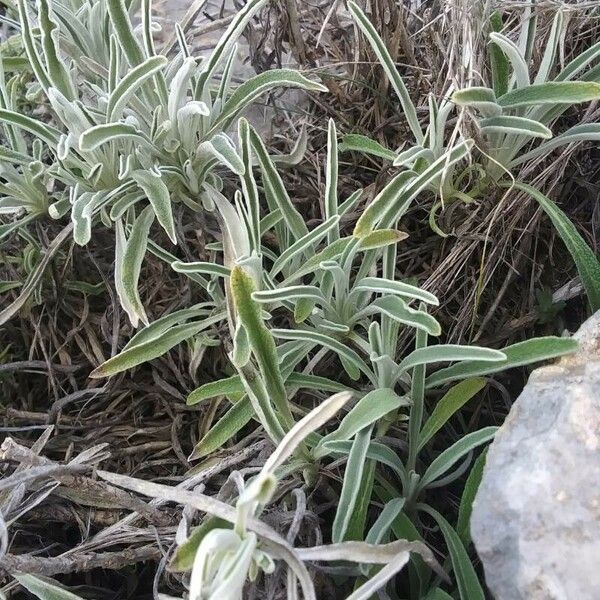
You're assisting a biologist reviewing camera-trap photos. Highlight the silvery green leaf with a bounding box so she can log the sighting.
[248,122,308,240]
[357,229,408,250]
[37,0,76,100]
[348,1,423,143]
[271,327,373,383]
[210,69,327,133]
[451,86,502,117]
[479,115,552,138]
[534,10,563,85]
[252,285,331,309]
[194,0,267,97]
[489,32,530,89]
[79,122,152,151]
[106,0,144,66]
[232,321,251,367]
[393,145,434,167]
[398,344,505,374]
[16,0,52,90]
[131,170,176,243]
[13,574,85,600]
[201,133,245,175]
[512,123,600,165]
[339,133,396,161]
[426,336,578,388]
[0,108,60,145]
[360,296,441,336]
[167,56,197,122]
[324,118,339,242]
[107,55,167,120]
[114,207,154,328]
[270,216,339,277]
[317,388,409,449]
[556,40,600,81]
[331,425,373,542]
[90,310,226,377]
[353,276,438,305]
[497,81,600,109]
[419,427,497,490]
[71,191,104,245]
[171,260,230,277]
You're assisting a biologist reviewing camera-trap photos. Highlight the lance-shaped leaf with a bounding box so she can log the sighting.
[497,81,600,108]
[107,0,144,66]
[353,277,438,305]
[398,344,505,374]
[489,32,530,89]
[418,506,485,600]
[114,206,155,328]
[271,327,373,382]
[425,336,579,388]
[14,574,85,600]
[90,311,226,377]
[513,182,600,310]
[37,0,76,100]
[325,118,339,242]
[419,427,497,490]
[79,122,152,151]
[489,12,509,96]
[210,69,327,133]
[16,0,51,90]
[479,115,552,139]
[512,123,600,165]
[252,285,331,309]
[418,378,487,451]
[189,397,254,460]
[194,0,267,96]
[0,109,60,145]
[339,134,396,160]
[358,229,408,250]
[270,216,339,276]
[201,133,245,175]
[131,170,176,243]
[360,296,442,336]
[248,123,308,241]
[452,86,502,117]
[316,388,409,451]
[556,40,600,81]
[107,56,167,120]
[348,1,423,143]
[332,425,373,542]
[230,266,294,428]
[171,261,230,278]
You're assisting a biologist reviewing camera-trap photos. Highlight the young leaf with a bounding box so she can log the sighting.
[203,133,245,175]
[489,32,530,89]
[364,296,442,336]
[339,134,396,161]
[325,118,339,242]
[418,378,487,451]
[188,375,243,405]
[425,336,579,388]
[131,171,176,244]
[419,427,497,489]
[107,56,167,120]
[488,12,509,96]
[115,207,155,327]
[512,182,600,311]
[79,122,151,151]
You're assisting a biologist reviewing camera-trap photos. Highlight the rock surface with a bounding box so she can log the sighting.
[471,311,600,600]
